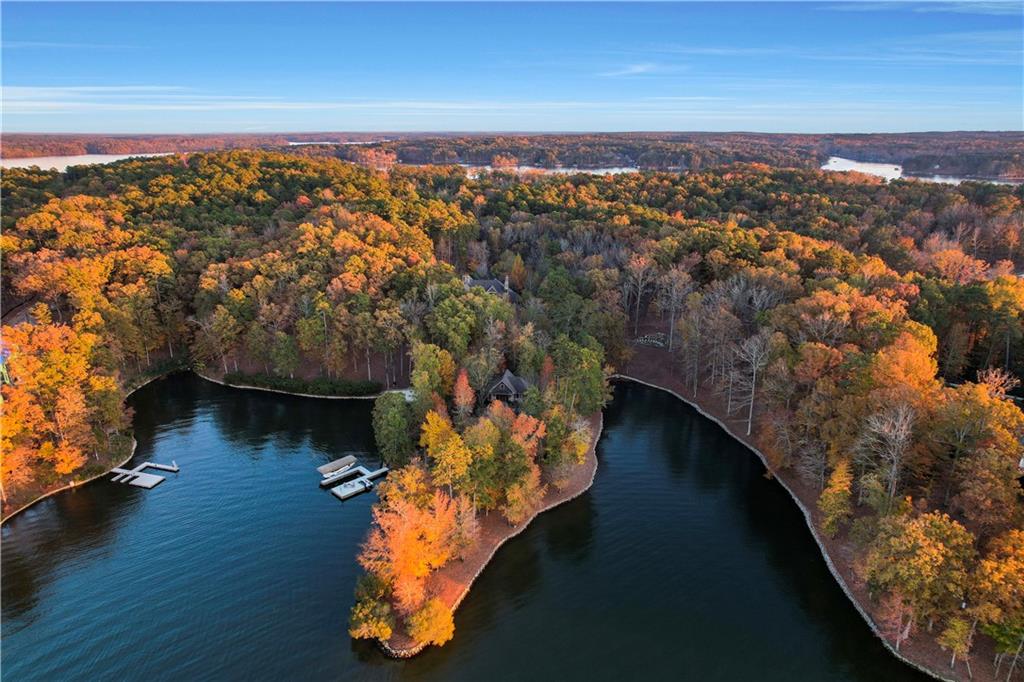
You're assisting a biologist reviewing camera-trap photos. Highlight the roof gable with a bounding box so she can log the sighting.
[487,369,530,396]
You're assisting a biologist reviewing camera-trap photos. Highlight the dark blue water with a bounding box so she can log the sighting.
[1,374,926,681]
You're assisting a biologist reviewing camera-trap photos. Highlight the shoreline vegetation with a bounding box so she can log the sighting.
[0,438,137,525]
[0,358,185,522]
[217,370,381,398]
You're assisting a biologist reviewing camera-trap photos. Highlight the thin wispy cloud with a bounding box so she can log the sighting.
[1,84,996,122]
[641,28,1021,67]
[598,63,661,78]
[822,1,1023,16]
[644,96,729,101]
[4,41,137,49]
[648,46,784,57]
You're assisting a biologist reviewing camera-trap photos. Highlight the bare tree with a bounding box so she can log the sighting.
[657,266,693,352]
[705,304,742,386]
[676,292,705,397]
[797,440,829,491]
[733,329,773,435]
[624,254,656,336]
[799,309,849,347]
[856,403,917,502]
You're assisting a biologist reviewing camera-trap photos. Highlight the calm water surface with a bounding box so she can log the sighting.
[2,375,928,681]
[0,154,173,173]
[821,155,1017,185]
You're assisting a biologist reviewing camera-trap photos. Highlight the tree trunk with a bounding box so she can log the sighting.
[667,307,676,351]
[1007,632,1023,682]
[322,310,330,372]
[746,365,757,436]
[365,348,372,381]
[634,295,642,336]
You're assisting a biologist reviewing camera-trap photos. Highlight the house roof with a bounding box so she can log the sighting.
[486,369,530,396]
[466,278,508,292]
[464,277,522,302]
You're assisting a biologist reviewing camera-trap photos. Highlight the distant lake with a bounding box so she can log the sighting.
[462,164,639,177]
[821,156,1017,185]
[287,140,388,146]
[1,375,928,681]
[0,153,172,173]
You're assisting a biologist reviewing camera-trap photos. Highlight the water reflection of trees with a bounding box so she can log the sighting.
[737,469,927,680]
[603,382,926,680]
[202,378,376,464]
[2,375,204,622]
[542,492,595,564]
[2,482,144,622]
[2,373,379,623]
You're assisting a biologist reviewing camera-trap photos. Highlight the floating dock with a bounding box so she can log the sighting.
[327,465,389,501]
[110,461,179,488]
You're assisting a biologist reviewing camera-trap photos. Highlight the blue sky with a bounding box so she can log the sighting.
[2,2,1021,133]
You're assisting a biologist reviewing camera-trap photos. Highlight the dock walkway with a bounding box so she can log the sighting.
[110,461,180,488]
[326,465,389,501]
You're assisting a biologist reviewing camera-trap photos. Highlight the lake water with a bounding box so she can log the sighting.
[1,374,928,681]
[461,164,639,177]
[0,153,172,173]
[821,156,1017,185]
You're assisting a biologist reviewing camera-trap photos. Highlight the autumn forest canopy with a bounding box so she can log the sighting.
[1,149,1023,673]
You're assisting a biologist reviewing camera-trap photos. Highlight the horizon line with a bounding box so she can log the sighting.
[4,128,1022,136]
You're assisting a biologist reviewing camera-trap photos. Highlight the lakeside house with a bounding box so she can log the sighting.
[462,274,521,303]
[485,369,530,405]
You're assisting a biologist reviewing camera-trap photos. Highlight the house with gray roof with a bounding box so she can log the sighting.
[485,369,530,404]
[462,274,521,303]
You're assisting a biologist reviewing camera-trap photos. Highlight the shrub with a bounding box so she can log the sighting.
[221,371,381,397]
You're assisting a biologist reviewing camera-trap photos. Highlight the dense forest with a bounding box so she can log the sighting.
[1,151,1022,678]
[0,132,393,159]
[5,131,1023,181]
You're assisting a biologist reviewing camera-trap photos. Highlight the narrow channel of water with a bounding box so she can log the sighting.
[1,374,928,681]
